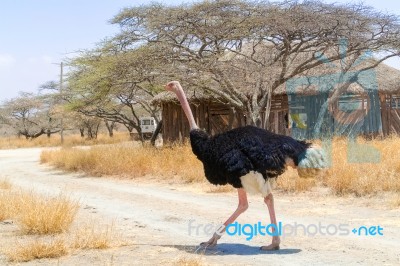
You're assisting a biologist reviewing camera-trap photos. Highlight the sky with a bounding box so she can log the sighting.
[0,0,399,103]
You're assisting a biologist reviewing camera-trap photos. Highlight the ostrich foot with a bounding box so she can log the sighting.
[260,238,280,251]
[260,244,280,251]
[200,233,221,248]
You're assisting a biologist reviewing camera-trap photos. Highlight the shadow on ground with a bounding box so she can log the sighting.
[155,243,302,256]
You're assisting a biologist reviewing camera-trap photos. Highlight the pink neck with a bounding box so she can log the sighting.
[175,86,198,130]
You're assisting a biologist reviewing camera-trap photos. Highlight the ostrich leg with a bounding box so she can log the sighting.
[200,188,248,247]
[260,193,281,250]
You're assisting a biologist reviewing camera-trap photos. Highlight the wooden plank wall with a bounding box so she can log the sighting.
[162,92,398,143]
[161,95,290,143]
[380,94,400,136]
[162,102,206,143]
[264,95,289,135]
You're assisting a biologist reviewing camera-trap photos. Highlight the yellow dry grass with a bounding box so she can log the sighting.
[278,136,400,195]
[1,187,71,262]
[277,168,318,193]
[320,136,400,196]
[0,132,130,149]
[0,190,14,221]
[41,144,204,183]
[6,238,67,262]
[3,222,121,263]
[174,257,205,266]
[0,189,79,234]
[72,222,119,250]
[390,194,400,207]
[0,185,120,263]
[40,136,400,196]
[15,191,79,235]
[0,179,12,190]
[206,185,235,193]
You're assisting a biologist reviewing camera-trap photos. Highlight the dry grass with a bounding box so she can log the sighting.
[0,189,79,234]
[41,144,204,183]
[206,185,235,193]
[72,222,118,250]
[277,168,318,193]
[0,186,122,262]
[0,132,130,149]
[6,238,67,262]
[0,179,12,190]
[174,257,205,266]
[3,221,121,263]
[0,185,120,263]
[0,181,13,220]
[391,194,400,208]
[278,136,400,195]
[15,191,79,235]
[40,137,400,196]
[0,190,14,221]
[320,136,400,196]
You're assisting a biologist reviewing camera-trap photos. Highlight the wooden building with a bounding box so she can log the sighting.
[156,94,289,143]
[153,63,400,143]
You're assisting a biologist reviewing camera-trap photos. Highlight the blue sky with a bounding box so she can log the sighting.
[0,0,399,102]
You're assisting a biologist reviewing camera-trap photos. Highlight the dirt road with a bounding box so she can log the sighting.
[0,148,399,265]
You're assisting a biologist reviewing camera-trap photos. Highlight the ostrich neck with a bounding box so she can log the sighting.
[175,87,198,130]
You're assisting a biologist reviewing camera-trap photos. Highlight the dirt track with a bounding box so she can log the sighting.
[0,147,399,265]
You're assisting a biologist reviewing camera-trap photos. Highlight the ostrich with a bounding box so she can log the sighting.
[165,81,326,250]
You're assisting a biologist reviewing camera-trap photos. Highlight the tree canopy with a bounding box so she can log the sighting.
[0,92,61,139]
[66,43,166,135]
[30,0,400,141]
[106,0,400,127]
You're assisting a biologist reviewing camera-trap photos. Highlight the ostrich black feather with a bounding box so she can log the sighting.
[190,125,311,188]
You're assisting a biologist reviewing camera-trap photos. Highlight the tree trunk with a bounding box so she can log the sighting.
[87,126,93,139]
[244,108,264,127]
[150,120,163,146]
[262,92,272,130]
[93,122,100,139]
[104,119,115,137]
[79,128,85,138]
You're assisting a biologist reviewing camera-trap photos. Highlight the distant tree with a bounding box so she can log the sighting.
[66,44,164,140]
[78,116,101,139]
[111,0,400,129]
[0,92,61,139]
[104,118,117,137]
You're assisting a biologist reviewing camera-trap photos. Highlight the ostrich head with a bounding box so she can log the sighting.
[165,81,182,93]
[165,81,198,130]
[297,144,328,179]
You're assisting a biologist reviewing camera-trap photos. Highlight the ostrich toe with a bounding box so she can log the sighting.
[200,233,221,247]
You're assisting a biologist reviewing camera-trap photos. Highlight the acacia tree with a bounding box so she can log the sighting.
[111,0,400,128]
[104,118,117,137]
[75,114,102,139]
[66,44,164,139]
[0,92,61,139]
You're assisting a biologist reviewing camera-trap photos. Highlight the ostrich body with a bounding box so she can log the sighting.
[165,81,326,250]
